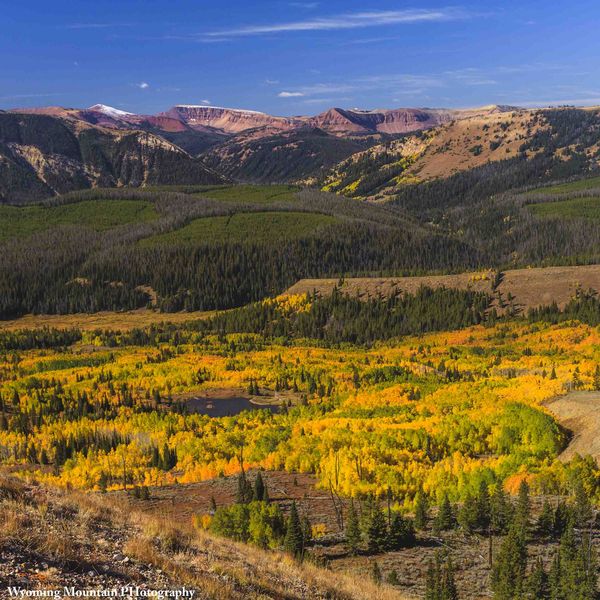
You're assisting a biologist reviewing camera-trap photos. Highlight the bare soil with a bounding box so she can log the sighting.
[285,264,600,313]
[546,391,600,462]
[0,308,214,332]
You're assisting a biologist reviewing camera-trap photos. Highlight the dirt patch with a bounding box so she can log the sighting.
[285,264,600,313]
[114,470,337,530]
[545,391,600,462]
[0,308,214,332]
[286,271,494,300]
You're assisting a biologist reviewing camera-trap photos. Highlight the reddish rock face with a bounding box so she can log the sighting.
[161,105,303,134]
[9,103,515,139]
[309,107,460,135]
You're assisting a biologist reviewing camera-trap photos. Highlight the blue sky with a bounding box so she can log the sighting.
[2,1,599,115]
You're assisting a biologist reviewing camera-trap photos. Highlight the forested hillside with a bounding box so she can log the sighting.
[2,173,600,320]
[0,112,225,203]
[0,186,481,319]
[200,127,387,183]
[321,108,600,201]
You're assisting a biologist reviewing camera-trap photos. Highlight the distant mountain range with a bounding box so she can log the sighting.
[14,102,516,138]
[5,102,598,203]
[0,102,521,202]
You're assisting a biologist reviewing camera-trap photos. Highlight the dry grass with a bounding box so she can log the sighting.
[0,474,411,600]
[546,391,600,462]
[285,264,600,313]
[0,308,214,332]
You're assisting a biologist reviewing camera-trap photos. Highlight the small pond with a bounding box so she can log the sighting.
[186,395,280,417]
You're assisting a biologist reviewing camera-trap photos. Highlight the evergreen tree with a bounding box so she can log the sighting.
[253,471,266,502]
[284,501,304,558]
[414,489,429,530]
[573,480,593,526]
[386,513,416,550]
[441,556,459,600]
[425,552,459,600]
[346,501,362,555]
[514,480,531,538]
[491,524,527,600]
[458,493,479,533]
[537,499,555,538]
[475,481,491,531]
[526,557,549,600]
[236,472,254,504]
[364,499,388,554]
[490,484,512,534]
[302,514,313,547]
[434,494,455,532]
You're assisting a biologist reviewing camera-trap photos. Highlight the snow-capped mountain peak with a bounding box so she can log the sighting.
[88,104,135,118]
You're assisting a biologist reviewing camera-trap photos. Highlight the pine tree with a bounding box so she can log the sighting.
[434,494,454,532]
[514,480,530,538]
[490,484,512,534]
[364,500,388,554]
[425,552,458,600]
[284,501,304,558]
[441,556,459,600]
[491,524,527,600]
[414,489,429,530]
[253,471,266,502]
[386,513,416,550]
[573,479,593,526]
[458,493,479,533]
[537,499,555,538]
[236,472,253,504]
[425,556,440,600]
[552,500,571,539]
[475,481,491,531]
[526,557,549,599]
[346,501,362,554]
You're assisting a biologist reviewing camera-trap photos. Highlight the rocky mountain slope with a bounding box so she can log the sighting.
[0,474,405,600]
[200,126,376,183]
[307,104,514,135]
[0,112,225,203]
[319,106,600,200]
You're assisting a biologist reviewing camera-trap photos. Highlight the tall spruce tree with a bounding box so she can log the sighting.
[491,523,527,600]
[346,501,362,554]
[284,501,304,558]
[414,489,429,530]
[434,494,455,532]
[490,484,512,534]
[364,499,388,554]
[514,480,531,538]
[526,557,549,600]
[253,471,266,502]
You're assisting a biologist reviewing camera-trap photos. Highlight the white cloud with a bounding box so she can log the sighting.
[201,99,211,105]
[265,79,280,85]
[206,8,471,37]
[137,82,150,89]
[289,2,319,8]
[278,91,305,97]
